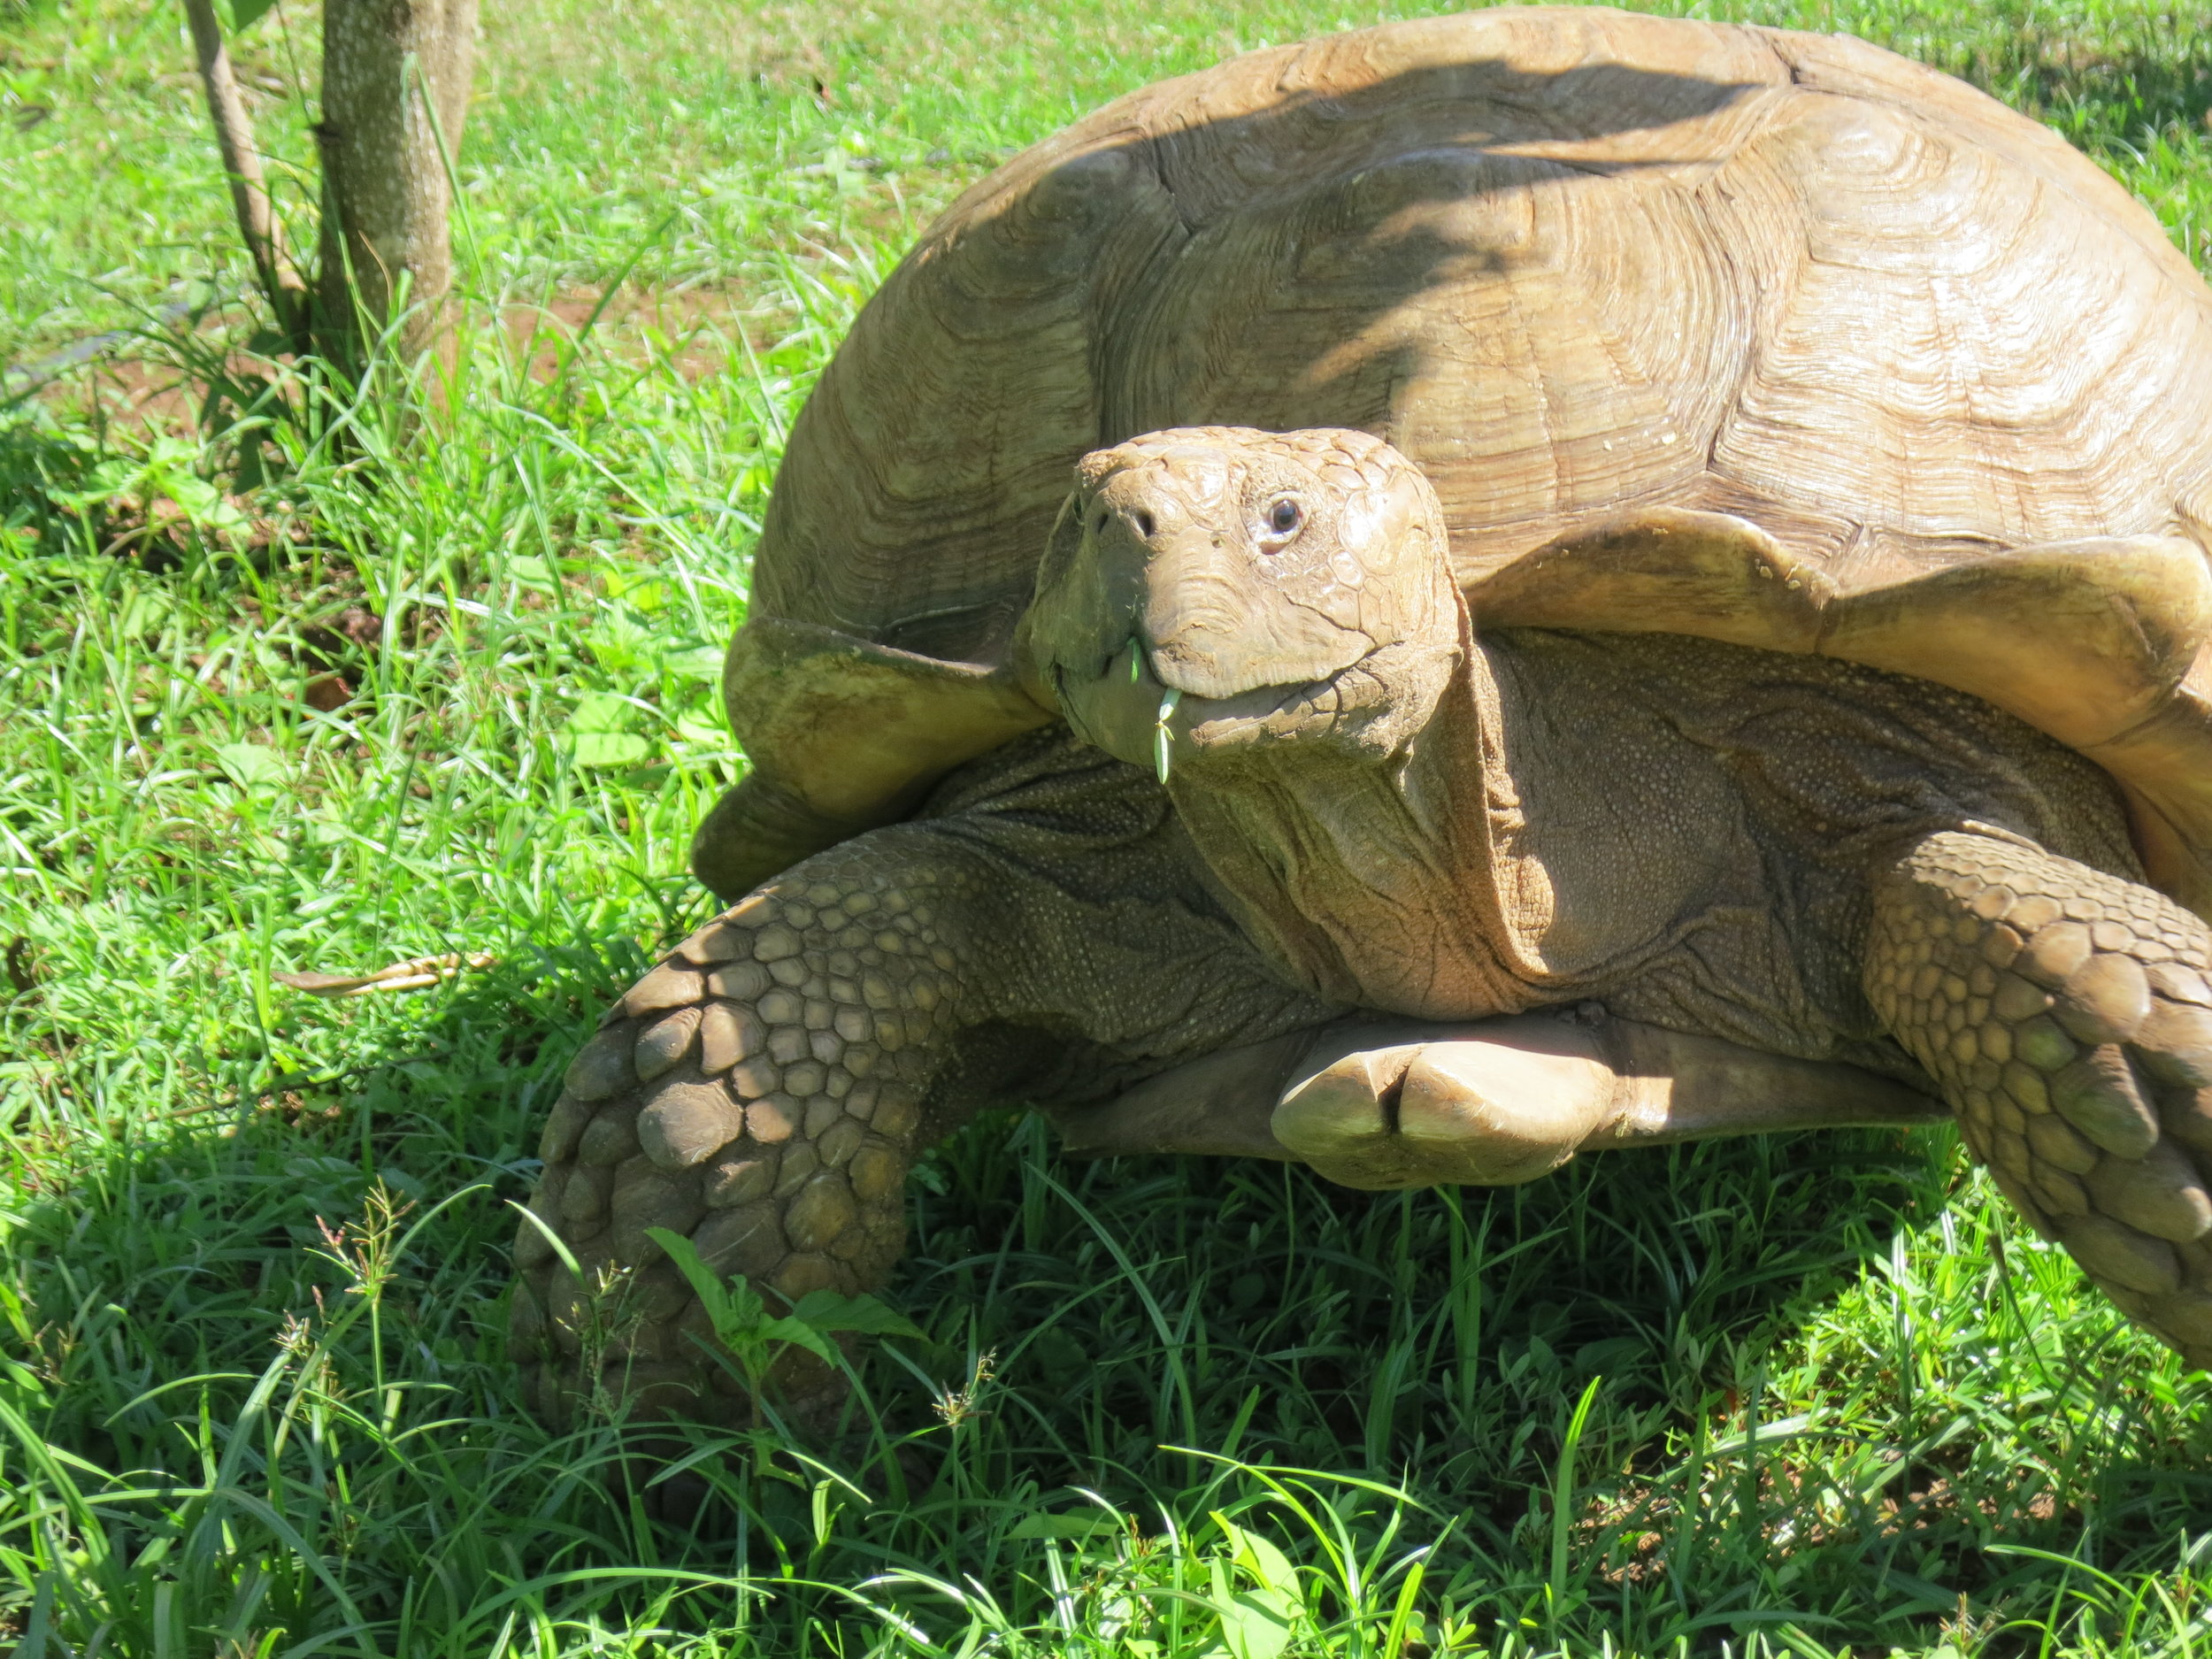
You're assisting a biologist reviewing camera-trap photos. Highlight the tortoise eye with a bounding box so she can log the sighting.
[1260,498,1304,544]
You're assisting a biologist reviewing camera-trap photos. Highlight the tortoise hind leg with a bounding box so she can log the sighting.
[1867,830,2212,1367]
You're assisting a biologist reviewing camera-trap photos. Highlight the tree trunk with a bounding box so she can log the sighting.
[315,0,477,367]
[181,0,306,338]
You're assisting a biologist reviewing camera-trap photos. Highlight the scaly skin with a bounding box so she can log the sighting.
[511,736,1337,1427]
[512,838,971,1428]
[1869,831,2212,1368]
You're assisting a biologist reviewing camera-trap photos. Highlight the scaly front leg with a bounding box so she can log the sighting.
[511,787,1332,1429]
[1868,831,2212,1368]
[511,828,990,1430]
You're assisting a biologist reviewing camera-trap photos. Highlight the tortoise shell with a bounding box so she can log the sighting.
[711,5,2212,910]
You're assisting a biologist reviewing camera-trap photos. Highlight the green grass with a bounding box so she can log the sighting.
[3,0,2211,1652]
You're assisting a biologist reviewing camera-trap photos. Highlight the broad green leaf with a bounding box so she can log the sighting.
[672,713,729,749]
[1213,1518,1302,1614]
[1211,1589,1292,1659]
[1203,1557,1293,1659]
[784,1288,925,1340]
[565,692,633,733]
[213,741,285,788]
[55,458,137,510]
[655,644,726,682]
[157,473,224,522]
[601,570,667,610]
[756,1315,839,1368]
[565,732,649,768]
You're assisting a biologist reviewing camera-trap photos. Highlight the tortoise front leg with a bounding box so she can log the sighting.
[511,830,982,1429]
[511,813,1328,1429]
[1868,831,2212,1370]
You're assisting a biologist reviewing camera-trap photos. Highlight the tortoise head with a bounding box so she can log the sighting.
[1023,426,1463,777]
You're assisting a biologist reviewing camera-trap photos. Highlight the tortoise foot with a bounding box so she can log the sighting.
[1261,1011,1946,1193]
[1271,1017,1617,1190]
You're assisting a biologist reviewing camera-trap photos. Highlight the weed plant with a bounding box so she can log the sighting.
[2,0,2210,1653]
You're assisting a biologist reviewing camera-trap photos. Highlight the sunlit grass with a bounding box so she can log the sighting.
[2,0,2209,1652]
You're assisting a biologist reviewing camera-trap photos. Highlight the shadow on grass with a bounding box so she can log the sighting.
[6,935,2206,1647]
[0,394,98,526]
[1965,31,2212,141]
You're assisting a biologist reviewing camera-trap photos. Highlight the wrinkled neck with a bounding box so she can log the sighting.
[1163,602,1540,1018]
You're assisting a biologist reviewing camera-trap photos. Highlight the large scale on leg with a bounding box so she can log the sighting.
[1870,835,2212,1359]
[515,5,2212,1428]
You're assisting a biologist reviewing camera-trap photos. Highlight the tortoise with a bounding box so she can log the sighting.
[510,5,2212,1430]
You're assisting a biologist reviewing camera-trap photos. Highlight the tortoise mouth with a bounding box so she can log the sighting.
[1051,638,1393,778]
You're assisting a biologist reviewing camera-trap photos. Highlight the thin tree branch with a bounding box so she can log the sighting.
[180,0,307,338]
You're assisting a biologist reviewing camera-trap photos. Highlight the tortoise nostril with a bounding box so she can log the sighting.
[1133,510,1156,539]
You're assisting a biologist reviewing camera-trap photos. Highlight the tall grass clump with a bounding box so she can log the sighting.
[2,0,2209,1652]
